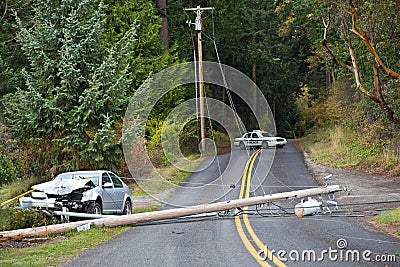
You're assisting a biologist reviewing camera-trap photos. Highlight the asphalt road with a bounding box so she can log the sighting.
[64,141,400,267]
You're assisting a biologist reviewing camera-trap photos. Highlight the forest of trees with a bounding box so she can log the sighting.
[0,0,399,182]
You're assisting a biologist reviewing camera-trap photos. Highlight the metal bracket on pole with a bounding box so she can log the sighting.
[322,174,333,186]
[183,6,214,11]
[186,20,195,28]
[183,5,214,30]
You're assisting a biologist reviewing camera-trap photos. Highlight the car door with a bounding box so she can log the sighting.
[248,132,256,147]
[108,172,126,211]
[243,133,251,147]
[251,132,261,146]
[101,172,115,212]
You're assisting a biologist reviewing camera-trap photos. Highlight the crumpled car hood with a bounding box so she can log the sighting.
[32,178,95,195]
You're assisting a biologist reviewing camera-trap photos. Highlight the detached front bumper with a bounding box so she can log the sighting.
[19,196,57,210]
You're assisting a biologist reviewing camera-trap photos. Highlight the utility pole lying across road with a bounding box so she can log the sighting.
[0,185,344,241]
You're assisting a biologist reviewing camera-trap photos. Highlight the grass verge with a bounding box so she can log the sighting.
[369,208,400,236]
[0,181,31,204]
[132,204,161,214]
[0,226,129,267]
[0,204,161,266]
[128,153,203,196]
[295,125,400,176]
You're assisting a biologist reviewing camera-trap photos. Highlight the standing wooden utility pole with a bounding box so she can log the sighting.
[184,6,213,153]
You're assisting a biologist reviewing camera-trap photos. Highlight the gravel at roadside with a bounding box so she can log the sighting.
[303,152,400,206]
[303,151,400,237]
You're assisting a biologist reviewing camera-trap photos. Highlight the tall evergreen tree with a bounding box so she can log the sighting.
[3,0,137,173]
[0,0,32,97]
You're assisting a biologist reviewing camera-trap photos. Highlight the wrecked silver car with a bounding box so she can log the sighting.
[19,170,133,221]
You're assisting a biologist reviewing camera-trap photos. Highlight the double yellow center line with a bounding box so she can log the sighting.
[234,150,286,267]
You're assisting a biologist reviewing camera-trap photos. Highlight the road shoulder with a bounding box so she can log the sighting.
[303,151,400,237]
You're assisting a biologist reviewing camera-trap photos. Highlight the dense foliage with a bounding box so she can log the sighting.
[0,0,398,182]
[293,0,400,175]
[0,0,177,180]
[167,0,313,136]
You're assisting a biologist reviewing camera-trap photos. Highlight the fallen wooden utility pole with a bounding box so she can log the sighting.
[0,185,343,241]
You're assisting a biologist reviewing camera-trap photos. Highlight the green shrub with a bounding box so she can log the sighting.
[212,131,230,146]
[2,209,59,231]
[0,208,15,227]
[0,152,22,186]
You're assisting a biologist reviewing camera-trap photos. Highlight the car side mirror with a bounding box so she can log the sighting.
[103,182,113,188]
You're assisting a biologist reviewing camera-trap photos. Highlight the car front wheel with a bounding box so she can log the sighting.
[123,200,132,215]
[88,202,102,215]
[262,141,268,149]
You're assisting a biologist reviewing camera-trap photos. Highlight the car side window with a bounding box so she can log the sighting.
[108,173,123,188]
[102,173,112,186]
[252,133,258,139]
[244,133,250,138]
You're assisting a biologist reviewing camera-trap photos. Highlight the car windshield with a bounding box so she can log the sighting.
[261,132,274,137]
[52,172,100,186]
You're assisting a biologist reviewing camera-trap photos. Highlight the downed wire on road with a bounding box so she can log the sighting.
[0,185,345,241]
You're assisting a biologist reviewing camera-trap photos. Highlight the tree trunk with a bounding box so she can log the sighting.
[156,0,169,49]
